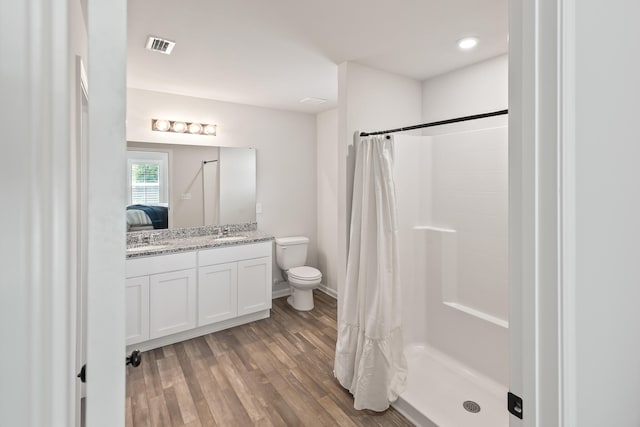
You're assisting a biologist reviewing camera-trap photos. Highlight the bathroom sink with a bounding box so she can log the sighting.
[214,235,248,242]
[126,244,170,253]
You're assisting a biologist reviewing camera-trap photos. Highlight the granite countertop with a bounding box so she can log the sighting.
[126,229,274,259]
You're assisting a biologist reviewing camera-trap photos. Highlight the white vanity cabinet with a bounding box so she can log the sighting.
[198,241,272,323]
[149,268,197,339]
[198,262,238,326]
[125,252,197,345]
[126,240,272,350]
[237,257,272,315]
[125,276,149,345]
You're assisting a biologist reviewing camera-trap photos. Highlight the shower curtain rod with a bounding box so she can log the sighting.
[359,109,508,137]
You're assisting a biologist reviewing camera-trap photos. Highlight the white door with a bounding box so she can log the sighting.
[0,1,127,425]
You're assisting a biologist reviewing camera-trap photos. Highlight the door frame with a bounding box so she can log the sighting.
[84,0,127,425]
[73,55,89,427]
[509,0,577,425]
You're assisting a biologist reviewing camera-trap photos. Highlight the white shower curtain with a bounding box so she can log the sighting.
[334,133,407,411]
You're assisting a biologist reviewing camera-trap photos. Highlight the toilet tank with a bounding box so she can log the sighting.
[275,236,309,270]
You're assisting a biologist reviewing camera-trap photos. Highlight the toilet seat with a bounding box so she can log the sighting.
[288,266,322,281]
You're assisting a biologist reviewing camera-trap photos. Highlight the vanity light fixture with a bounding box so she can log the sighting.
[151,119,217,136]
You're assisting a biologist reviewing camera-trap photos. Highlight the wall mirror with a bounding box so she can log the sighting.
[126,142,256,232]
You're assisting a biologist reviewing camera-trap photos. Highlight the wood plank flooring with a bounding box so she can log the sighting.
[126,291,413,426]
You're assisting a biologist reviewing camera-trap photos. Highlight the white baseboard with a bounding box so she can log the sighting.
[272,287,291,299]
[317,284,337,299]
[273,284,336,300]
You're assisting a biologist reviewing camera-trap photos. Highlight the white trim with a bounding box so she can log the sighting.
[317,284,338,299]
[86,0,127,425]
[73,55,90,427]
[272,284,336,300]
[272,287,292,299]
[509,0,539,425]
[510,0,568,425]
[127,310,270,353]
[392,398,437,427]
[559,0,577,424]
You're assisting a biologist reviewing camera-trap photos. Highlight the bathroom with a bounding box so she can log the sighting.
[6,0,640,426]
[121,0,510,423]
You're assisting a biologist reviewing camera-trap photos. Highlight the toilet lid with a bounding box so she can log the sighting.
[288,266,322,281]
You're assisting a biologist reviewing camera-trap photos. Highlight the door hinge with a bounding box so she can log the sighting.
[508,391,523,419]
[77,364,86,383]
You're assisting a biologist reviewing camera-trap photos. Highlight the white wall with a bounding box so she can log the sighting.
[317,108,338,293]
[571,2,640,425]
[419,54,509,385]
[422,55,508,132]
[127,88,318,285]
[337,62,423,320]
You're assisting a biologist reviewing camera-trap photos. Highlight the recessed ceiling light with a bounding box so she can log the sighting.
[299,97,327,105]
[457,37,479,50]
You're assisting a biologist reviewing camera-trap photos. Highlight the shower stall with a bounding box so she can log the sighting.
[391,123,509,427]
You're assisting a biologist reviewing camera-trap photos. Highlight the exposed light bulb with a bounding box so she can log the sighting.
[188,123,203,134]
[203,124,217,135]
[457,37,479,50]
[153,119,170,132]
[172,121,187,133]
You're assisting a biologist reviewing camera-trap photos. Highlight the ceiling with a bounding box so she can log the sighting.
[127,0,507,114]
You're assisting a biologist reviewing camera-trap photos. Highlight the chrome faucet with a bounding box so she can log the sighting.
[222,226,230,236]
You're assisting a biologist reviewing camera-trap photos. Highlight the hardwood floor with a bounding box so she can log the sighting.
[126,291,413,426]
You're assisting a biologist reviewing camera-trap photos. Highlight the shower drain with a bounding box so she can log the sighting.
[463,400,481,413]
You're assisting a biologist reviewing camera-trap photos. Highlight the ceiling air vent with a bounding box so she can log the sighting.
[145,36,176,55]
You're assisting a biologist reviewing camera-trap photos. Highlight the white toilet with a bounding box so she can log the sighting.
[275,236,322,311]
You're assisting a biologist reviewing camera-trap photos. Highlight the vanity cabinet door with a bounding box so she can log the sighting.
[125,276,150,345]
[198,262,238,326]
[237,256,272,316]
[149,268,197,339]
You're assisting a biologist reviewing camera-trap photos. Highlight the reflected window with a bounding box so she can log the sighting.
[126,151,169,206]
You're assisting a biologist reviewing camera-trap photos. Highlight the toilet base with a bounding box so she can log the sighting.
[287,288,314,311]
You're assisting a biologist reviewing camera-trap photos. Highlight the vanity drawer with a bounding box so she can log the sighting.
[126,251,197,278]
[198,241,271,266]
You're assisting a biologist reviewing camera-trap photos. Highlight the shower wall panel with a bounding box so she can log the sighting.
[395,126,509,386]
